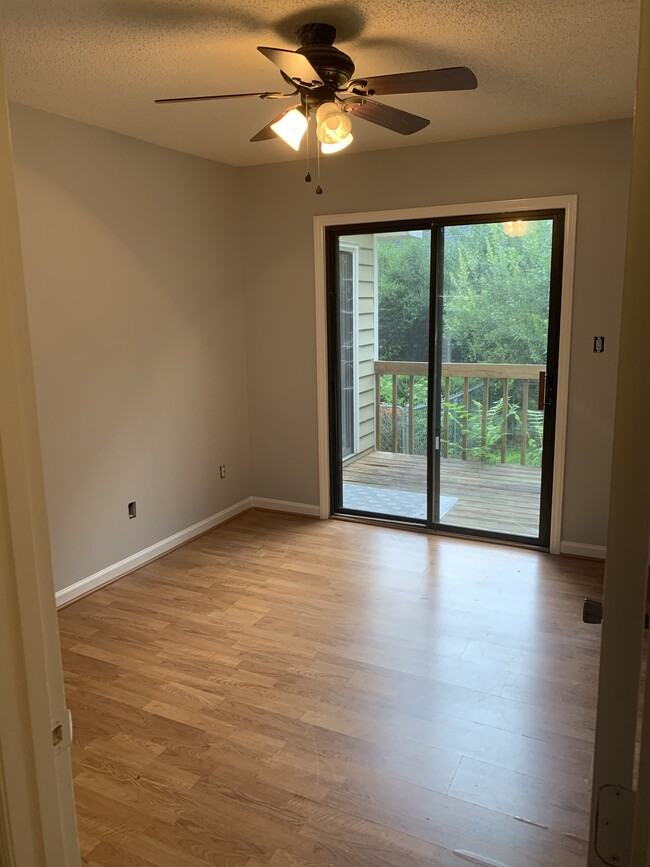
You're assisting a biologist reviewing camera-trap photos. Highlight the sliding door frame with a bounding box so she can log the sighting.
[428,208,565,547]
[326,218,434,524]
[314,195,578,553]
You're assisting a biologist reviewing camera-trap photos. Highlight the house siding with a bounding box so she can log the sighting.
[341,234,376,456]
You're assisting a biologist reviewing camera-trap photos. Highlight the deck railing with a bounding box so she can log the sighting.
[374,361,546,465]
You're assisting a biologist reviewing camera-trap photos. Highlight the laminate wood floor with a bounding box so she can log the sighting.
[59,510,604,867]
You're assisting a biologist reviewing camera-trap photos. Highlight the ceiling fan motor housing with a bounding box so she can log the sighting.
[295,23,355,91]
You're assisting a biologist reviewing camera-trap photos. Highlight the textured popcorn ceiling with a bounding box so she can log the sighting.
[0,0,641,166]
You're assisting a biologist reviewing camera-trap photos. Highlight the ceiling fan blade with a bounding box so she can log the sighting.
[250,106,298,142]
[155,91,289,104]
[257,46,322,86]
[344,98,430,135]
[347,66,478,97]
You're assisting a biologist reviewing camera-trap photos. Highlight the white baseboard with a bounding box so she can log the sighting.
[55,496,322,607]
[560,541,607,560]
[561,540,650,565]
[250,497,321,517]
[55,497,252,607]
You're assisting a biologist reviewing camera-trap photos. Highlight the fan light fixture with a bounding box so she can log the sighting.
[321,133,353,154]
[270,107,308,151]
[271,101,354,158]
[316,102,352,145]
[503,219,529,237]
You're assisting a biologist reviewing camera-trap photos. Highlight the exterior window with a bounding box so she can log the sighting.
[339,250,355,458]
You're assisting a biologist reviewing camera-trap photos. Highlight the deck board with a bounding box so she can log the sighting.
[342,451,542,538]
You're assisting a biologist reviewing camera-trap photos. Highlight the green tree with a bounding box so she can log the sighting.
[377,221,553,365]
[443,221,552,364]
[377,235,430,362]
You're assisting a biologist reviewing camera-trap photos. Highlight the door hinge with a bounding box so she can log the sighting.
[595,784,635,865]
[51,709,73,756]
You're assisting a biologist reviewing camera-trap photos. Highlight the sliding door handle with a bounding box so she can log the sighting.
[538,370,554,410]
[538,371,546,410]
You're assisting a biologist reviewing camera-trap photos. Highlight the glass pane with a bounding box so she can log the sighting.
[437,218,553,538]
[337,230,430,521]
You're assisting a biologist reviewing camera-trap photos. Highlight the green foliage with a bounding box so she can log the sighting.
[443,222,552,364]
[379,375,428,406]
[442,397,520,464]
[377,235,430,362]
[376,221,553,365]
[524,409,545,467]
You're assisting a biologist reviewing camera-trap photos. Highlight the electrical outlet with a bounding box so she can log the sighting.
[128,501,137,519]
[219,465,226,479]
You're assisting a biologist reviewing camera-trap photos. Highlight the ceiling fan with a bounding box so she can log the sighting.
[156,22,478,158]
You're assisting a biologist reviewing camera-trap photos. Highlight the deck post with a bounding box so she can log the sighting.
[391,375,398,453]
[408,376,415,455]
[375,373,381,451]
[521,380,529,465]
[443,376,450,458]
[501,379,509,464]
[462,378,469,460]
[481,378,489,452]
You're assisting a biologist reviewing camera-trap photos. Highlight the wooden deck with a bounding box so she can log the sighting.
[342,451,542,538]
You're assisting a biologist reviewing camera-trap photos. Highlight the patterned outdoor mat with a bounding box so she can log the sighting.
[342,483,457,520]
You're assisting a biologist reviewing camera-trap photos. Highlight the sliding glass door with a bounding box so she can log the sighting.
[327,210,564,547]
[329,229,431,521]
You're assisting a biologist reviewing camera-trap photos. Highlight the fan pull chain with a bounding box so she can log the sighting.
[305,113,311,183]
[316,140,323,195]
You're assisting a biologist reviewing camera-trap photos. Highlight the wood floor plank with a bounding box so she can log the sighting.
[59,510,603,866]
[320,769,562,867]
[447,755,590,838]
[84,840,163,867]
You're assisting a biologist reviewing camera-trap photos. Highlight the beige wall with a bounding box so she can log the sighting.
[10,105,251,592]
[241,120,633,547]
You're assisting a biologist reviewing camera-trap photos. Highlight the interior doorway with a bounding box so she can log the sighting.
[326,209,565,548]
